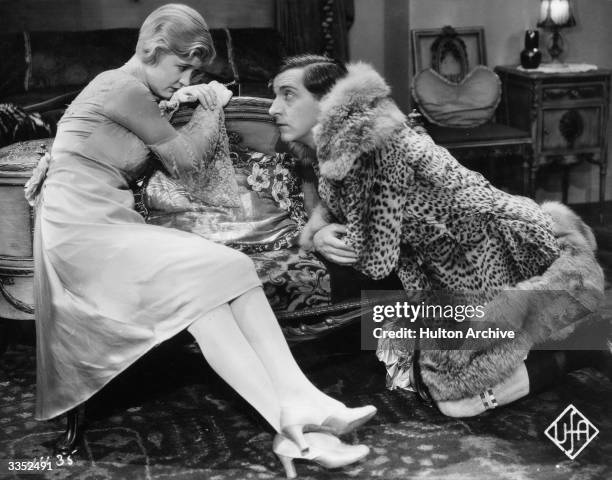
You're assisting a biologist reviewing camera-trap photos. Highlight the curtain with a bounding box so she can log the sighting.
[275,0,354,61]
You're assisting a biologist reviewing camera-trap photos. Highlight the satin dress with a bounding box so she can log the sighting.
[33,69,261,420]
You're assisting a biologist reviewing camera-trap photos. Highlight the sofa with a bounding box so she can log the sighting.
[0,95,404,350]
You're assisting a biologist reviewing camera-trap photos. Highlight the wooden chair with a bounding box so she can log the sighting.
[411,26,535,196]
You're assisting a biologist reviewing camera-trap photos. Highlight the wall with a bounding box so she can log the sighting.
[409,0,532,66]
[350,0,612,203]
[349,0,411,108]
[1,0,609,202]
[349,0,386,74]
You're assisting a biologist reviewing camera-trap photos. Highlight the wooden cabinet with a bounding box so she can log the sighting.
[495,66,610,219]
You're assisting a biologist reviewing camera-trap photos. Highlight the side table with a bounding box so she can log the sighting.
[495,65,611,222]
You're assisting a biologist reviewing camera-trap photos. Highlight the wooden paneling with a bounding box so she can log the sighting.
[0,0,274,32]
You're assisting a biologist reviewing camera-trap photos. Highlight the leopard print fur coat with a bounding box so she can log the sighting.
[311,62,605,400]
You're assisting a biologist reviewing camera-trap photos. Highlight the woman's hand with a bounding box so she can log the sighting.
[312,224,358,265]
[169,81,233,109]
[207,81,233,106]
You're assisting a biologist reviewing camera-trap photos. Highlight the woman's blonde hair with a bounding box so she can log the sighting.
[136,3,215,65]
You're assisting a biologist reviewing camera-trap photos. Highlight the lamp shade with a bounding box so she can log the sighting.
[538,0,576,28]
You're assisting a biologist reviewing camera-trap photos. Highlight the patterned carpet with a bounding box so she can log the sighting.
[1,324,611,480]
[1,209,611,480]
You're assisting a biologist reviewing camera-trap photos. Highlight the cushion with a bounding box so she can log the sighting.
[145,146,307,253]
[412,65,501,128]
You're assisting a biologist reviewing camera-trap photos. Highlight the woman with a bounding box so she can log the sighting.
[268,54,607,417]
[27,6,374,477]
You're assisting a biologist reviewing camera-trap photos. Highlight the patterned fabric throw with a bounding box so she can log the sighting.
[0,103,52,148]
[144,138,307,253]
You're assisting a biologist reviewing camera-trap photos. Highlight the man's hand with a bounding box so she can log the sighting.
[313,224,358,265]
[298,202,332,253]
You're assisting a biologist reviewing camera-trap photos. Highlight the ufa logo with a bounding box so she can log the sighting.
[544,404,599,460]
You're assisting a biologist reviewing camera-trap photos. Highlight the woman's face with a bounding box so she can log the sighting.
[269,67,320,148]
[144,53,202,99]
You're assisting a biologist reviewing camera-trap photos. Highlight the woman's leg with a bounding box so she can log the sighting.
[228,287,341,408]
[188,301,373,467]
[187,303,281,431]
[228,287,377,453]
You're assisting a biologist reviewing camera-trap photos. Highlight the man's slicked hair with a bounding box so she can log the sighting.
[276,54,348,99]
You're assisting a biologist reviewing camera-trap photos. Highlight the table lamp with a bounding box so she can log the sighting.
[537,0,576,64]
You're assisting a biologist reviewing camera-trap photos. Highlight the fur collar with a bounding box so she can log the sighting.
[313,62,406,180]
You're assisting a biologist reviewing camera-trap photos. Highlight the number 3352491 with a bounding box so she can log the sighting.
[5,455,74,472]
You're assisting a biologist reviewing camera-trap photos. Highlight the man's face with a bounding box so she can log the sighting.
[269,67,320,147]
[144,53,201,99]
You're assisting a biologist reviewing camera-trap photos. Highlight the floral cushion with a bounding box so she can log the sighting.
[232,143,307,221]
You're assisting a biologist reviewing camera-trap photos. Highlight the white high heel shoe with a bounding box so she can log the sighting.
[280,404,377,454]
[273,432,370,479]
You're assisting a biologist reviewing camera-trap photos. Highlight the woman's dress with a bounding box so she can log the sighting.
[34,69,261,420]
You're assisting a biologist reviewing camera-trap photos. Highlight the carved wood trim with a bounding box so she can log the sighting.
[558,109,584,148]
[0,277,34,315]
[411,26,486,75]
[543,85,603,102]
[430,26,469,82]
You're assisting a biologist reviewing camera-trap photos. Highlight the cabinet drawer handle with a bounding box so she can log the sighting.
[569,89,579,99]
[543,128,550,136]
